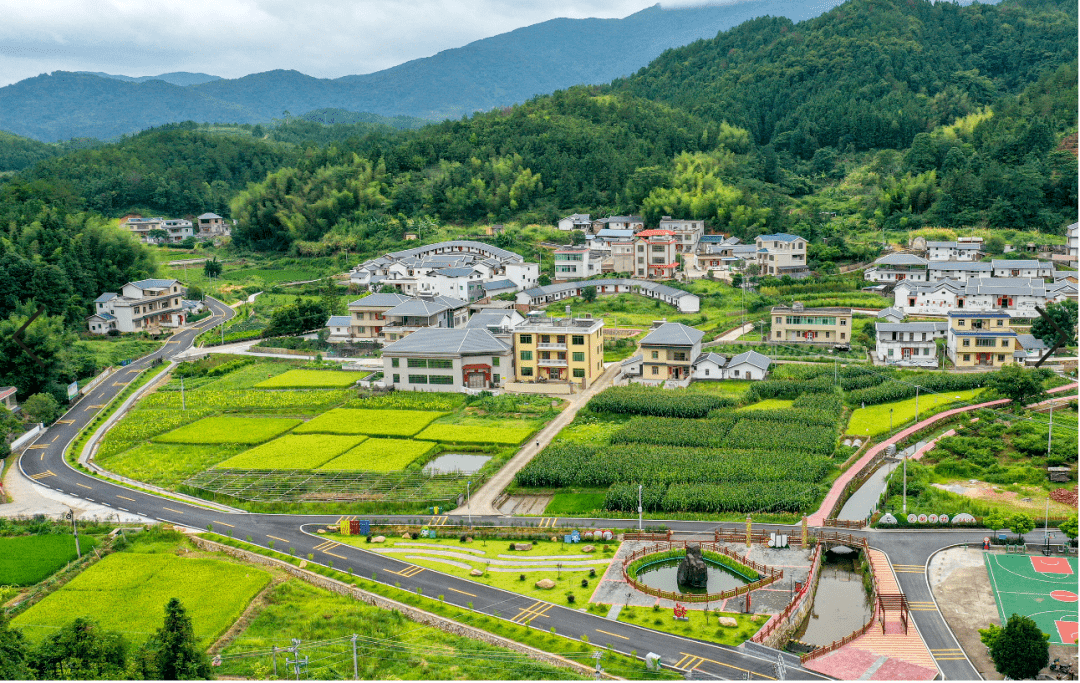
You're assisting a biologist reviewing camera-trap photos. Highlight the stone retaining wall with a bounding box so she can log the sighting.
[753,544,823,650]
[188,535,600,677]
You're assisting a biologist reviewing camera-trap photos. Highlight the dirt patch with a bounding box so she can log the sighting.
[1050,487,1078,507]
[499,495,552,515]
[929,546,1001,679]
[931,481,1075,515]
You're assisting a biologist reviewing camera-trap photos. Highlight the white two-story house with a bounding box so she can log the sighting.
[87,279,186,334]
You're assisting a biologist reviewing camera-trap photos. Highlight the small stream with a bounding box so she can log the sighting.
[793,552,873,648]
[836,440,926,521]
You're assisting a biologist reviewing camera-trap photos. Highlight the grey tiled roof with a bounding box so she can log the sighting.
[388,240,523,262]
[349,293,412,308]
[991,259,1046,270]
[693,352,727,367]
[385,296,468,317]
[877,322,948,333]
[94,293,118,303]
[621,354,643,366]
[727,350,771,370]
[437,267,477,277]
[640,322,704,347]
[873,253,928,266]
[130,278,178,289]
[928,262,991,271]
[382,328,510,355]
[757,233,803,243]
[876,307,905,319]
[326,316,351,327]
[482,279,516,291]
[1016,334,1046,351]
[521,278,698,303]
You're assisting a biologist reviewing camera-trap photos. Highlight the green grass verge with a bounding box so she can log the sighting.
[0,535,101,586]
[216,578,583,680]
[295,408,445,437]
[319,438,437,471]
[545,492,609,516]
[255,369,362,389]
[216,434,367,469]
[846,388,986,438]
[616,605,766,648]
[153,416,302,444]
[10,540,270,646]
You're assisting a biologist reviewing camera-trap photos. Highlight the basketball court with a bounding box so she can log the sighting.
[984,553,1079,645]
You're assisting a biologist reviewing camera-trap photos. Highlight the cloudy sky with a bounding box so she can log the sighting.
[0,0,732,87]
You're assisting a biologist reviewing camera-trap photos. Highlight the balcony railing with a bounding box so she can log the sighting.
[538,358,568,367]
[537,342,567,350]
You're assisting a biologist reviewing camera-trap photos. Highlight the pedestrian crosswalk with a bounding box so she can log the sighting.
[510,601,554,625]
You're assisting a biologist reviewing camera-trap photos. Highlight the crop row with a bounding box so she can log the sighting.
[587,386,735,418]
[516,443,832,488]
[605,481,820,514]
[721,419,836,456]
[98,407,216,457]
[610,416,737,449]
[415,423,535,445]
[744,376,835,402]
[846,373,990,406]
[216,434,368,469]
[141,388,352,413]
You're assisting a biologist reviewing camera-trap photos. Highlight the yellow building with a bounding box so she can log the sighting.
[946,311,1018,368]
[770,304,853,344]
[513,315,604,388]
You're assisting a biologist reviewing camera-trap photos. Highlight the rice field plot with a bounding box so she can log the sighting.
[215,434,367,470]
[153,416,301,444]
[10,550,270,645]
[255,369,361,389]
[183,469,474,503]
[141,388,352,414]
[100,443,248,488]
[318,438,437,471]
[0,535,100,586]
[415,423,535,445]
[294,408,445,437]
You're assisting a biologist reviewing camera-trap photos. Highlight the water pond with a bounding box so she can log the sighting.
[635,559,749,596]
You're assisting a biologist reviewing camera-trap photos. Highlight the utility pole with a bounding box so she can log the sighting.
[351,634,358,679]
[66,507,81,559]
[1047,404,1053,456]
[272,646,278,678]
[915,385,920,422]
[592,650,603,680]
[286,638,307,680]
[638,484,643,531]
[467,481,472,527]
[902,453,907,515]
[181,376,186,411]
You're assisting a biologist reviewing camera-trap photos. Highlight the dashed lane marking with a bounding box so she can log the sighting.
[447,587,476,597]
[26,445,48,450]
[213,520,235,528]
[51,435,60,442]
[267,535,290,544]
[162,507,184,514]
[117,495,136,502]
[56,420,74,424]
[595,629,629,640]
[676,652,775,679]
[76,483,92,489]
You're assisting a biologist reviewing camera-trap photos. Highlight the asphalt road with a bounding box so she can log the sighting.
[17,304,993,680]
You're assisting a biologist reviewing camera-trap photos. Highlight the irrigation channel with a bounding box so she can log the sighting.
[791,550,874,649]
[835,440,926,522]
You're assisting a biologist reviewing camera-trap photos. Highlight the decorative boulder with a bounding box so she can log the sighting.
[299,560,308,568]
[951,513,976,525]
[878,513,898,525]
[470,568,484,576]
[551,536,558,543]
[582,545,596,553]
[371,536,386,543]
[402,532,412,539]
[718,617,739,628]
[677,546,708,588]
[514,543,533,551]
[535,578,556,590]
[465,536,473,543]
[317,529,326,534]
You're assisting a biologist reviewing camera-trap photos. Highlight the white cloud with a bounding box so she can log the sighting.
[0,0,655,86]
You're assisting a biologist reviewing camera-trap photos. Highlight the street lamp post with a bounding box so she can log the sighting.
[902,454,907,515]
[467,481,472,527]
[638,484,643,532]
[890,408,893,433]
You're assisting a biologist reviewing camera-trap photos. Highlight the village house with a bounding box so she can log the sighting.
[349,240,539,295]
[0,387,18,412]
[592,215,644,233]
[926,261,992,282]
[382,328,513,392]
[990,259,1054,279]
[926,241,983,261]
[347,292,412,342]
[87,279,186,334]
[557,214,592,231]
[553,246,601,280]
[197,212,230,238]
[633,321,703,386]
[516,278,701,313]
[325,315,352,343]
[1068,222,1078,269]
[875,321,948,367]
[380,295,470,343]
[513,314,605,388]
[946,311,1018,369]
[658,216,705,254]
[770,303,852,344]
[892,277,1077,317]
[755,233,809,278]
[634,230,679,280]
[864,253,929,283]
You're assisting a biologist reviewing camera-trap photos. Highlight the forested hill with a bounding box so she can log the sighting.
[0,0,848,142]
[611,0,1077,155]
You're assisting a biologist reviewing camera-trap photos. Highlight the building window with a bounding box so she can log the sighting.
[651,351,658,359]
[541,335,550,343]
[572,352,585,362]
[522,366,533,377]
[428,359,453,369]
[393,374,400,383]
[963,339,970,347]
[704,369,710,376]
[429,375,454,385]
[519,334,532,344]
[963,354,970,362]
[408,358,427,368]
[733,370,740,378]
[651,366,659,375]
[408,375,428,384]
[520,351,533,361]
[572,335,584,345]
[840,319,847,326]
[923,348,930,355]
[996,319,1004,326]
[572,368,585,378]
[888,348,894,356]
[997,354,1005,362]
[391,358,399,367]
[492,357,500,367]
[493,374,500,384]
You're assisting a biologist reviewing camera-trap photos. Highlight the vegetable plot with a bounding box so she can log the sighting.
[318,438,437,471]
[294,408,444,437]
[154,416,302,444]
[255,369,361,389]
[216,434,367,469]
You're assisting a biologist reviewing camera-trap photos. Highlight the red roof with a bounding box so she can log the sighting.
[0,387,15,400]
[636,230,675,237]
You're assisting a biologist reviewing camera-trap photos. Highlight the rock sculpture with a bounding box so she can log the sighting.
[677,545,708,588]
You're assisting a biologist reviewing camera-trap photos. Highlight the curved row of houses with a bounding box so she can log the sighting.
[515,278,701,313]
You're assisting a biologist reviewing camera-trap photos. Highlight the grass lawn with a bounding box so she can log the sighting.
[847,388,986,438]
[216,434,367,469]
[153,416,301,444]
[687,381,753,396]
[295,408,445,437]
[340,536,619,605]
[216,579,578,680]
[255,369,362,389]
[100,443,246,488]
[71,339,162,379]
[544,491,608,516]
[737,399,795,411]
[616,604,766,647]
[318,438,437,471]
[11,539,270,646]
[0,535,101,586]
[416,423,536,445]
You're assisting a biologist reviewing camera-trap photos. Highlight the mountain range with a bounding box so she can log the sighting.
[0,0,849,142]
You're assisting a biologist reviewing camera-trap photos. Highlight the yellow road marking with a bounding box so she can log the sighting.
[26,445,48,450]
[40,452,45,460]
[88,404,105,408]
[118,495,136,502]
[30,470,55,480]
[510,601,555,624]
[931,649,964,653]
[267,535,290,544]
[325,550,347,560]
[429,515,448,526]
[56,420,74,424]
[162,507,184,514]
[393,565,425,578]
[76,483,92,489]
[51,435,60,442]
[314,540,341,552]
[677,652,775,679]
[894,570,924,573]
[447,587,476,597]
[595,629,628,640]
[112,382,127,387]
[213,520,234,528]
[537,517,558,528]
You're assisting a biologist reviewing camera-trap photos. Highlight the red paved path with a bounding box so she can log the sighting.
[808,383,1077,526]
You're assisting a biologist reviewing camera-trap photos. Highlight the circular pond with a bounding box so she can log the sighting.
[634,558,749,595]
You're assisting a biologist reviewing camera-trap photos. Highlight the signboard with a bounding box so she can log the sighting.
[67,381,78,400]
[358,520,370,536]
